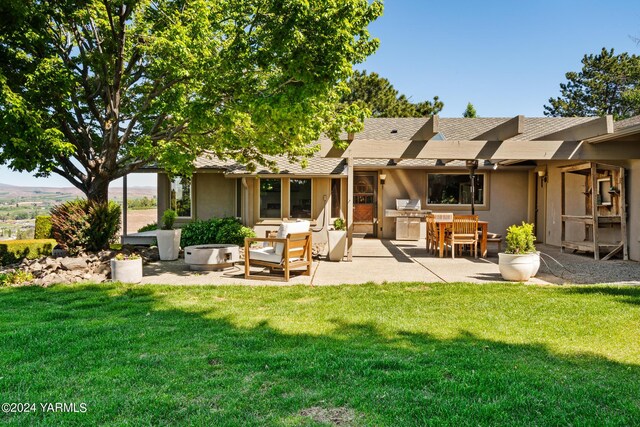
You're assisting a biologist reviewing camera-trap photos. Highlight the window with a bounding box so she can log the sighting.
[289,179,312,218]
[170,176,192,217]
[427,173,485,205]
[331,178,341,218]
[236,179,242,217]
[259,178,281,218]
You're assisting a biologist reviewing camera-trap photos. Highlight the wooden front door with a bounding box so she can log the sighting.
[353,173,377,236]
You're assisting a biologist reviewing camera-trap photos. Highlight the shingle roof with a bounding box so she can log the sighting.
[193,116,626,175]
[614,115,640,131]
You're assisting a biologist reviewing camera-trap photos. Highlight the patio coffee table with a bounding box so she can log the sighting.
[184,244,240,271]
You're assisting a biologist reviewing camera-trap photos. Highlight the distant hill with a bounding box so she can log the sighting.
[0,183,156,200]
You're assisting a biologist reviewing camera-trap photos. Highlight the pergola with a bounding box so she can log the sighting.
[317,115,639,261]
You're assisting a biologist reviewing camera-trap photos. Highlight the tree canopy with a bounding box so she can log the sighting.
[0,0,382,202]
[463,102,477,118]
[544,48,640,119]
[341,70,443,118]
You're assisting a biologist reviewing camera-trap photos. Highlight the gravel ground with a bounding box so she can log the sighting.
[535,244,640,285]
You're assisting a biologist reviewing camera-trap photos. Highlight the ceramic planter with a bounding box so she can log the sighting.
[326,230,347,261]
[110,258,143,283]
[498,253,535,281]
[530,251,541,277]
[157,229,182,261]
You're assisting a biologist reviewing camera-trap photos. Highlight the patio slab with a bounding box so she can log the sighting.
[140,238,554,286]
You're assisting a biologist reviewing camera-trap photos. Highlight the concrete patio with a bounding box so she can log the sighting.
[138,238,640,286]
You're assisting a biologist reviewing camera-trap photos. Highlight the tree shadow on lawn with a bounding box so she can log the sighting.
[559,285,640,306]
[0,284,639,426]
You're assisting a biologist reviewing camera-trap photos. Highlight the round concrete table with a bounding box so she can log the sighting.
[184,244,240,271]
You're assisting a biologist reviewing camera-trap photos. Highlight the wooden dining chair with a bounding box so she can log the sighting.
[445,215,479,258]
[425,214,437,254]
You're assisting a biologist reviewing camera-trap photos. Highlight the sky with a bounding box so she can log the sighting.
[2,0,639,188]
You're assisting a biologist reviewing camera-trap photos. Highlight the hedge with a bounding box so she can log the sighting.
[34,215,53,239]
[0,239,57,266]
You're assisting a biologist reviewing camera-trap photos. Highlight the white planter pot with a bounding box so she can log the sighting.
[498,253,535,282]
[530,251,541,277]
[327,230,347,262]
[157,229,182,261]
[110,258,143,283]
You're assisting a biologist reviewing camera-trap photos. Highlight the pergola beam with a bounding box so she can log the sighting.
[410,115,440,141]
[535,115,613,141]
[473,115,524,141]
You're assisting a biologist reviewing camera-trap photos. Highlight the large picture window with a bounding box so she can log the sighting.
[427,173,485,205]
[259,178,281,218]
[331,178,341,218]
[170,176,192,217]
[290,179,312,219]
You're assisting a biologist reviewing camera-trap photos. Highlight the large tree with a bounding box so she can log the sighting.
[341,70,443,118]
[544,48,640,119]
[0,0,382,203]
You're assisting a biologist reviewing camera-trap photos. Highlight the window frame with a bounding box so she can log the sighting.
[288,178,313,220]
[169,175,193,219]
[258,178,283,220]
[426,172,488,209]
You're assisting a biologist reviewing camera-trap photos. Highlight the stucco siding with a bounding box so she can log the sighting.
[195,173,237,220]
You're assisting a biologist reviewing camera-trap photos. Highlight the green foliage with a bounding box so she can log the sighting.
[127,197,157,210]
[50,200,120,254]
[505,222,536,254]
[161,210,177,230]
[114,253,141,261]
[34,215,52,239]
[0,239,56,265]
[333,218,346,231]
[181,218,255,247]
[545,48,640,119]
[85,202,121,252]
[0,1,382,202]
[0,270,34,286]
[341,70,443,117]
[463,102,477,118]
[138,222,158,233]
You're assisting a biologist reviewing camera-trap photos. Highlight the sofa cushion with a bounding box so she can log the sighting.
[274,220,310,256]
[248,247,282,264]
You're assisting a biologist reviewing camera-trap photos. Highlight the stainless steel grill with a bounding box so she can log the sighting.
[384,199,430,240]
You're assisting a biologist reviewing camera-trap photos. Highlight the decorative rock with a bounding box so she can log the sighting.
[60,257,88,271]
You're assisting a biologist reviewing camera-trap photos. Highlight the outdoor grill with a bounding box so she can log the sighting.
[384,199,431,240]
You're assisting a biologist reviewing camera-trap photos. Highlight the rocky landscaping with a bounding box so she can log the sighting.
[0,246,160,287]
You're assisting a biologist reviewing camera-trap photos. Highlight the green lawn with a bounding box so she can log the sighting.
[1,282,639,426]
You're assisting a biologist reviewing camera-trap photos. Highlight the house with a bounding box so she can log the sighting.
[126,114,640,261]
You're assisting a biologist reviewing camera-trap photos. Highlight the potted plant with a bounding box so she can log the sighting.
[498,222,539,281]
[156,209,181,261]
[110,253,143,283]
[326,218,347,262]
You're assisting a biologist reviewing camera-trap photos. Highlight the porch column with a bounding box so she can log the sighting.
[122,174,128,242]
[346,154,353,261]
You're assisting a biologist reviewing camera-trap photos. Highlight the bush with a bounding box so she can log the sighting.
[333,218,346,231]
[505,222,536,254]
[0,270,34,286]
[181,217,255,247]
[0,239,57,265]
[161,209,177,230]
[138,222,158,233]
[51,200,121,254]
[34,215,53,239]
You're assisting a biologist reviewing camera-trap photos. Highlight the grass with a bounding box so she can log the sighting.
[0,282,639,426]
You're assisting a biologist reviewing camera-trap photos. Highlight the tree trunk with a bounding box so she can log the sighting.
[86,179,111,205]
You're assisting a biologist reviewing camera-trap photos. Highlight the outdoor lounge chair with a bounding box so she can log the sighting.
[244,220,312,281]
[445,215,479,258]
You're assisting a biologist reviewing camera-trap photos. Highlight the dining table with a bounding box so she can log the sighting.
[437,220,489,258]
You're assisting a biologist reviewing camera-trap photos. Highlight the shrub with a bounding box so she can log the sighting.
[0,270,34,286]
[215,220,256,246]
[181,217,255,247]
[34,215,53,239]
[161,209,177,230]
[138,222,158,232]
[0,239,57,265]
[51,200,121,254]
[505,222,536,254]
[333,218,346,231]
